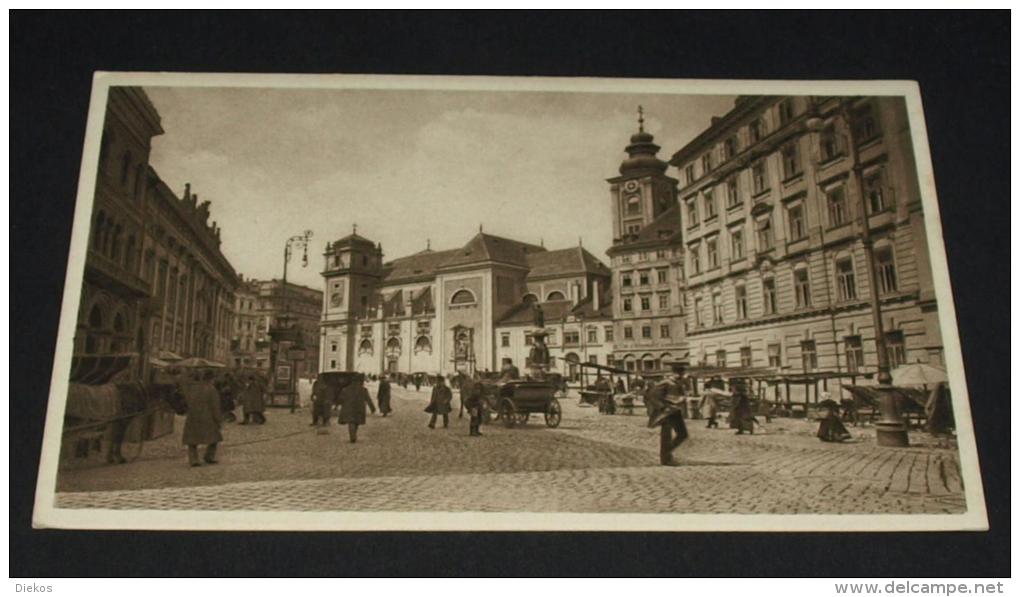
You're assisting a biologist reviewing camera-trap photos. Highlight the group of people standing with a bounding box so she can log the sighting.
[310,374,392,443]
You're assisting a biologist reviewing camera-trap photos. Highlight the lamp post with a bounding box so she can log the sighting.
[807,98,906,447]
[276,230,313,413]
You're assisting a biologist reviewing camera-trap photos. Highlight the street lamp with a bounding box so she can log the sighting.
[275,230,313,413]
[806,98,907,447]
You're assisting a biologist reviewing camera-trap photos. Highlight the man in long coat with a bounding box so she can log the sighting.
[425,374,453,429]
[239,375,266,425]
[729,390,757,435]
[182,370,223,467]
[646,364,690,466]
[377,375,392,417]
[461,373,485,436]
[311,376,337,428]
[338,374,372,443]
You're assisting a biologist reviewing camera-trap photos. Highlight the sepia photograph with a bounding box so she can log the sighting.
[31,73,986,531]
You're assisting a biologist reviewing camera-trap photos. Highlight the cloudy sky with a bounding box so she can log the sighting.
[145,85,734,289]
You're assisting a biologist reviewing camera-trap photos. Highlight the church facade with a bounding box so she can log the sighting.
[319,230,612,377]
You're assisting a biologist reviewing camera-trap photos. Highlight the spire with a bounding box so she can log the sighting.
[637,105,644,133]
[619,106,667,176]
[578,236,583,247]
[479,223,483,233]
[426,238,431,251]
[352,223,358,235]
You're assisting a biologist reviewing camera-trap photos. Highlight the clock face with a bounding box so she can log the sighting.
[623,180,639,193]
[330,292,342,307]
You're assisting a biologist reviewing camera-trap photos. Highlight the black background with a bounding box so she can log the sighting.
[11,11,1010,577]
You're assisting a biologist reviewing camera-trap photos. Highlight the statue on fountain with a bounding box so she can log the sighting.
[528,303,550,379]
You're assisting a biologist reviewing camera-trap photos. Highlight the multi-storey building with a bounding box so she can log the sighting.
[75,86,238,380]
[320,231,611,377]
[255,279,322,378]
[669,96,942,378]
[605,115,687,373]
[231,276,264,369]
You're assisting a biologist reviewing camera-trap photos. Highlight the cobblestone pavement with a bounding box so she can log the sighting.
[55,384,966,514]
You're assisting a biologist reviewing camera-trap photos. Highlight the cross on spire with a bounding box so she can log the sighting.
[638,105,645,133]
[352,223,358,235]
[427,238,431,250]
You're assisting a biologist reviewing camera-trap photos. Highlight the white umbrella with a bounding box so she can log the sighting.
[891,363,948,387]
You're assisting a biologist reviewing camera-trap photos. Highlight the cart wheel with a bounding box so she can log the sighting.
[545,399,562,428]
[499,399,516,428]
[515,412,530,425]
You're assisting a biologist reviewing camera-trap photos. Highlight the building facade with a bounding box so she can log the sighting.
[75,86,238,379]
[669,95,942,377]
[230,276,265,369]
[255,279,322,378]
[605,118,688,373]
[320,231,612,377]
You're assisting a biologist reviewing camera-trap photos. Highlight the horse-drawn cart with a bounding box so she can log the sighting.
[493,380,562,428]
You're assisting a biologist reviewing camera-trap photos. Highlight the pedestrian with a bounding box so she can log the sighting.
[700,392,720,428]
[338,374,371,443]
[311,375,337,428]
[729,384,757,435]
[414,374,422,393]
[615,378,626,395]
[646,362,690,466]
[216,373,238,423]
[500,358,520,380]
[377,375,392,417]
[425,374,453,429]
[462,373,485,437]
[594,375,614,415]
[239,375,266,425]
[817,396,852,442]
[182,370,223,467]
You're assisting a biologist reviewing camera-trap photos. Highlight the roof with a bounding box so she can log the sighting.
[608,203,682,255]
[381,248,461,283]
[496,299,576,326]
[570,291,614,319]
[525,246,611,279]
[331,232,376,250]
[439,232,545,270]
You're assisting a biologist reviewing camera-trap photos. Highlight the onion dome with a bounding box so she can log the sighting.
[620,105,668,175]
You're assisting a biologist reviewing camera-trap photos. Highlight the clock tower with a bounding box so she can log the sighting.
[607,106,678,241]
[320,227,384,371]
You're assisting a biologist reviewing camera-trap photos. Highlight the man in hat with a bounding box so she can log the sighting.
[461,372,485,437]
[310,375,337,428]
[337,373,371,443]
[646,360,690,466]
[182,370,223,467]
[239,374,266,425]
[377,374,392,417]
[425,374,453,429]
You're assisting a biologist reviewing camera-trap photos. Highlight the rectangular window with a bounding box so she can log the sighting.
[686,198,699,226]
[501,333,510,347]
[157,260,168,302]
[564,331,580,345]
[706,238,719,269]
[752,160,769,195]
[762,278,777,314]
[639,270,650,286]
[660,324,670,339]
[778,98,795,125]
[756,217,774,251]
[885,330,906,367]
[726,177,740,207]
[865,170,888,214]
[724,136,738,159]
[641,326,652,339]
[589,355,598,364]
[623,297,633,312]
[704,189,717,219]
[605,326,614,342]
[827,185,848,227]
[685,164,695,185]
[735,285,748,319]
[716,349,727,368]
[658,293,669,310]
[625,195,642,215]
[689,245,701,275]
[587,328,598,343]
[768,343,782,367]
[820,123,845,162]
[788,204,806,241]
[731,228,744,260]
[845,336,864,373]
[836,258,857,300]
[801,340,818,372]
[525,334,534,346]
[702,153,713,174]
[781,142,801,179]
[794,268,811,308]
[657,269,668,284]
[621,273,632,287]
[640,296,651,311]
[853,102,881,144]
[749,118,764,143]
[694,298,703,328]
[740,346,752,367]
[624,326,633,340]
[712,293,724,323]
[876,247,898,294]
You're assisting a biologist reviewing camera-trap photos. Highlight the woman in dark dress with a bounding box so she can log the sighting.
[377,375,392,417]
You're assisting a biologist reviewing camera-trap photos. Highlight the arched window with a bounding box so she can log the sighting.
[450,289,476,305]
[546,290,566,301]
[641,353,657,371]
[93,211,106,251]
[522,293,539,304]
[623,354,637,372]
[565,352,581,382]
[88,304,104,329]
[415,335,432,353]
[386,337,401,349]
[358,339,373,355]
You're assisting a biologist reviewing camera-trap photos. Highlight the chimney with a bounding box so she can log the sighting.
[593,280,600,311]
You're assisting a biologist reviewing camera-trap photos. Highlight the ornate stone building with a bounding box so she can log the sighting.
[73,87,239,380]
[255,279,322,378]
[606,114,688,373]
[669,96,942,375]
[230,276,263,369]
[320,231,611,377]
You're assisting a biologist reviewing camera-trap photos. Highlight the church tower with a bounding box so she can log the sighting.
[320,226,384,371]
[607,106,678,241]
